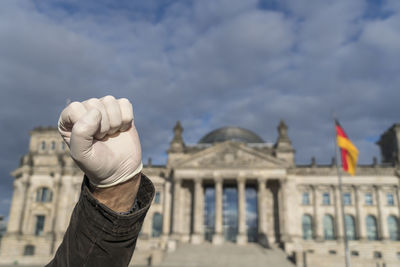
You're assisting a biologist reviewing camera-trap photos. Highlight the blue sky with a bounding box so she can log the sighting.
[1,0,400,218]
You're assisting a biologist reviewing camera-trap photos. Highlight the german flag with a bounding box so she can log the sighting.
[336,120,359,175]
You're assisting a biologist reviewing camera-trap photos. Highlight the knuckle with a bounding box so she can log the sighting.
[69,101,82,111]
[119,98,130,105]
[122,117,133,124]
[109,119,122,128]
[122,111,133,122]
[101,122,110,132]
[103,95,116,103]
[87,98,100,106]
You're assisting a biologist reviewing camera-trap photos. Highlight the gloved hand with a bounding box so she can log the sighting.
[58,96,142,188]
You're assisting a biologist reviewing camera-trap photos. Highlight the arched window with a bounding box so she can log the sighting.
[152,212,163,238]
[302,214,313,240]
[366,215,378,240]
[51,141,56,150]
[23,245,35,256]
[323,215,335,240]
[345,215,356,240]
[388,215,399,241]
[36,187,52,202]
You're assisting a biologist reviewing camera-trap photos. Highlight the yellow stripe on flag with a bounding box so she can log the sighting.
[337,135,359,175]
[346,154,356,175]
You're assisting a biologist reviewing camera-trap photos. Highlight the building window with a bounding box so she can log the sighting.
[397,252,400,260]
[388,215,399,241]
[366,215,378,240]
[154,191,161,204]
[61,142,66,150]
[302,214,313,240]
[387,193,395,206]
[40,141,46,150]
[36,187,52,203]
[152,212,163,238]
[323,215,335,240]
[302,192,310,205]
[373,251,382,259]
[343,193,352,205]
[35,215,45,236]
[23,245,35,256]
[351,251,359,257]
[365,193,373,205]
[323,192,331,205]
[51,141,56,150]
[345,214,357,240]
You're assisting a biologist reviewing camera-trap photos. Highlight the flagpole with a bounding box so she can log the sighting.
[333,113,351,267]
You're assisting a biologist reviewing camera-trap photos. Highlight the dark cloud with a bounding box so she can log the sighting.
[1,0,399,219]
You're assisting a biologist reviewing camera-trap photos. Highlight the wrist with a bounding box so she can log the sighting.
[88,162,143,188]
[88,172,142,213]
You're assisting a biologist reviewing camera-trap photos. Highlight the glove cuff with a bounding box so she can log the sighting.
[91,162,143,188]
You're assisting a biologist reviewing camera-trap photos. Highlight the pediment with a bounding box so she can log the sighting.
[174,141,286,168]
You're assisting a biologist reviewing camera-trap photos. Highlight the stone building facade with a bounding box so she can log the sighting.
[0,122,400,266]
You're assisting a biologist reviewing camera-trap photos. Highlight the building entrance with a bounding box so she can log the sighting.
[203,184,259,243]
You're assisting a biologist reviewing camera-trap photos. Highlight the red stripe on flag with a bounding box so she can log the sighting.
[341,148,348,171]
[336,122,348,138]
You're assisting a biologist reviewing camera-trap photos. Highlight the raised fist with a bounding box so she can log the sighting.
[58,96,142,188]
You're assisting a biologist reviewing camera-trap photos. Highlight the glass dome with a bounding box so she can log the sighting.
[198,127,264,144]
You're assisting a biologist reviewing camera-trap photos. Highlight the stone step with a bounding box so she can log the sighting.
[157,243,295,267]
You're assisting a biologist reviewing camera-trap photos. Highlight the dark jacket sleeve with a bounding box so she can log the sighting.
[46,174,155,267]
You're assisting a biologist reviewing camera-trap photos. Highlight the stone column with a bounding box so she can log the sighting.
[375,186,387,240]
[279,179,291,242]
[312,186,323,240]
[212,178,224,244]
[334,185,343,240]
[355,186,366,240]
[191,179,204,244]
[50,173,62,254]
[162,181,172,236]
[172,178,182,237]
[396,186,400,220]
[140,210,151,237]
[20,175,32,234]
[257,179,268,247]
[237,178,247,244]
[6,177,27,234]
[55,178,71,235]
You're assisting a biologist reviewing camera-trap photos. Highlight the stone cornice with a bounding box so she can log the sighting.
[142,166,168,177]
[289,165,396,176]
[297,183,397,191]
[30,126,58,133]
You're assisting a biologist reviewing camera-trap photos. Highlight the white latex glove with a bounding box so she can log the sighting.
[58,96,143,188]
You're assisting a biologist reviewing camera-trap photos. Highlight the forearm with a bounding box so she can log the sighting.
[88,173,142,213]
[46,174,154,267]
